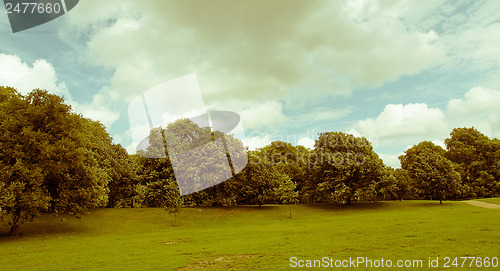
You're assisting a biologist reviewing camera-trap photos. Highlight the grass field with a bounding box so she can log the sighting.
[476,197,500,205]
[1,200,499,270]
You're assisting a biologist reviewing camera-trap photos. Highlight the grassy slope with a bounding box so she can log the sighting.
[476,197,500,205]
[0,201,499,270]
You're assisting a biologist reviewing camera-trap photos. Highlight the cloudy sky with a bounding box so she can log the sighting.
[1,0,500,168]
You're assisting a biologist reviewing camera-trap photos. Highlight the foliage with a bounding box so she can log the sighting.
[106,145,140,208]
[164,181,183,226]
[445,127,500,198]
[305,132,386,204]
[393,168,419,200]
[258,141,310,201]
[274,174,298,218]
[137,118,247,207]
[237,151,281,206]
[0,87,117,235]
[400,141,462,204]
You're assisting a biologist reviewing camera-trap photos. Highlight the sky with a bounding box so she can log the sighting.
[1,0,500,168]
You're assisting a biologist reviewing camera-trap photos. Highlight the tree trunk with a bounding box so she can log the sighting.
[440,199,443,205]
[9,208,21,236]
[288,204,292,219]
[9,224,20,237]
[173,213,177,227]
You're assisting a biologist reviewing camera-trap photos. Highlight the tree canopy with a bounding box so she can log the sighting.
[0,87,127,235]
[400,141,462,204]
[445,127,500,198]
[305,132,386,204]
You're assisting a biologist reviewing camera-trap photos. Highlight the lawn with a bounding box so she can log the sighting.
[476,197,500,205]
[1,201,499,270]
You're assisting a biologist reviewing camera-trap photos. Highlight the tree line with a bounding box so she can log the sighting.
[1,87,499,235]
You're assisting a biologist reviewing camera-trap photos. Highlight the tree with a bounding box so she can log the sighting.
[393,168,418,200]
[237,151,281,206]
[164,182,182,226]
[106,146,140,208]
[274,174,298,218]
[400,141,461,204]
[305,132,386,204]
[445,127,500,198]
[374,167,399,201]
[0,87,113,235]
[259,141,309,200]
[138,119,247,206]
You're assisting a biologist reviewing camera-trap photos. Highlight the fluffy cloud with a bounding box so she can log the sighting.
[438,1,500,73]
[240,101,287,130]
[76,104,120,130]
[51,0,452,150]
[0,54,71,100]
[60,0,444,107]
[357,103,448,147]
[0,54,121,128]
[356,86,500,168]
[378,152,403,169]
[294,107,353,124]
[242,134,272,150]
[297,137,315,149]
[447,86,500,138]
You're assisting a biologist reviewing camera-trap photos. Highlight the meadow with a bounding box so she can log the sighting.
[1,200,499,270]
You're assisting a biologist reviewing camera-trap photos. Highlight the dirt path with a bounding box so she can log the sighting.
[462,200,500,210]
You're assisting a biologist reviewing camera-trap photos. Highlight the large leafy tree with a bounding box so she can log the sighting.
[137,118,247,207]
[400,141,461,204]
[106,145,140,207]
[305,132,386,204]
[392,168,419,200]
[237,150,281,206]
[259,141,309,199]
[134,128,177,207]
[445,127,500,198]
[0,87,114,235]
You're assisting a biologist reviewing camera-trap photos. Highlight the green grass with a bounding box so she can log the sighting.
[476,197,500,205]
[1,201,499,270]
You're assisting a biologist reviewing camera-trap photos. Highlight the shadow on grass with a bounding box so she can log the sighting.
[407,200,462,208]
[0,214,88,241]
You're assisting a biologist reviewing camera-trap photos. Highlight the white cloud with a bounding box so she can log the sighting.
[294,107,353,124]
[50,0,500,153]
[51,0,452,152]
[76,105,120,129]
[0,54,72,101]
[242,134,272,150]
[240,101,286,130]
[448,87,500,117]
[297,137,315,149]
[378,152,403,169]
[59,0,445,116]
[447,86,500,138]
[346,128,361,137]
[438,2,500,73]
[357,86,500,167]
[431,140,446,149]
[0,54,126,129]
[357,103,448,147]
